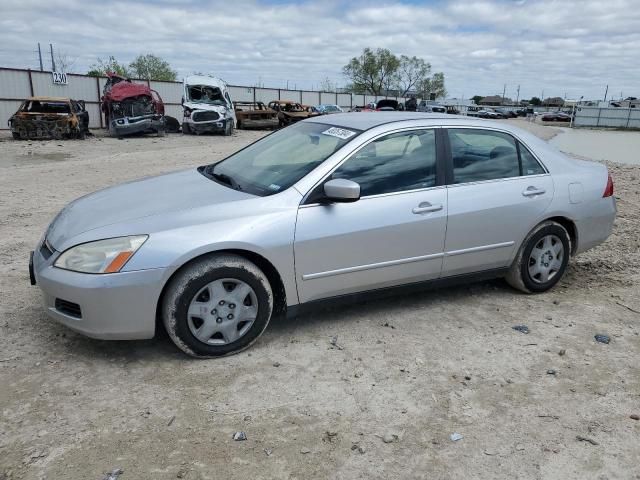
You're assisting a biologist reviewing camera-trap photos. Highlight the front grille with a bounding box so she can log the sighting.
[192,111,220,122]
[40,239,54,260]
[55,298,82,318]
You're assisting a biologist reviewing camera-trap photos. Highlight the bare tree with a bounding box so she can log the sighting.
[55,50,77,73]
[319,76,337,92]
[396,55,431,97]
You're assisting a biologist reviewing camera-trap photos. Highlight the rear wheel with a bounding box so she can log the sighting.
[506,221,571,293]
[162,254,273,357]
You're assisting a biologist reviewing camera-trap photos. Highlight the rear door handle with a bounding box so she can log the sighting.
[412,202,443,214]
[522,186,546,197]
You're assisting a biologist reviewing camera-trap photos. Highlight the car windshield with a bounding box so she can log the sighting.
[187,85,226,105]
[200,122,361,196]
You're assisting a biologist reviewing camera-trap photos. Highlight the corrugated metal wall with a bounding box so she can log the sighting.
[1,67,419,130]
[574,106,640,128]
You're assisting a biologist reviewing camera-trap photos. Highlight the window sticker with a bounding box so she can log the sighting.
[322,127,356,140]
[268,184,281,191]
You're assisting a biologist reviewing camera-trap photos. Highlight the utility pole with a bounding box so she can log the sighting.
[516,85,520,105]
[37,43,43,71]
[501,84,506,105]
[49,43,56,71]
[603,84,608,102]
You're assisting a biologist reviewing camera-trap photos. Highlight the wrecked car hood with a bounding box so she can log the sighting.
[46,169,253,250]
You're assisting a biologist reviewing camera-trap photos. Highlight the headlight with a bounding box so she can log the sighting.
[54,235,148,274]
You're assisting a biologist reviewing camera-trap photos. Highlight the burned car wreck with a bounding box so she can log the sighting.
[102,73,166,137]
[182,75,236,135]
[233,101,278,129]
[268,100,316,127]
[9,97,89,140]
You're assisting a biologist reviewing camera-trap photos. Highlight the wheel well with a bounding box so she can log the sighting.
[547,216,578,255]
[155,249,288,335]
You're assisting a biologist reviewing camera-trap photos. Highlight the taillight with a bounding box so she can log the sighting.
[603,173,614,197]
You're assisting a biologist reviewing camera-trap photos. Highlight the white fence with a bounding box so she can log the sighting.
[574,106,640,129]
[0,67,415,130]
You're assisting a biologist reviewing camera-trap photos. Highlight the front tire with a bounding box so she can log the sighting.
[162,254,273,358]
[223,120,234,136]
[506,221,571,293]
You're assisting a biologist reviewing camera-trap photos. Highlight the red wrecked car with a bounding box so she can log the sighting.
[101,73,166,137]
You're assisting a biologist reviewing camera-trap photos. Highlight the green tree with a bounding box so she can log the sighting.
[128,54,177,81]
[396,55,431,97]
[529,96,542,106]
[87,56,130,77]
[342,48,400,95]
[418,72,447,100]
[471,95,484,105]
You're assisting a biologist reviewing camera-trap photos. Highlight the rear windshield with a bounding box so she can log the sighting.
[23,101,70,114]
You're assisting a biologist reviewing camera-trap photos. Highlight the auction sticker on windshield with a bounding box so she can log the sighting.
[322,127,356,140]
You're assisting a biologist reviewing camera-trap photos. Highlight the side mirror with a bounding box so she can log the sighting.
[323,179,360,203]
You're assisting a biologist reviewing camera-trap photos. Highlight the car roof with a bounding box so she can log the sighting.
[27,96,71,102]
[305,112,456,130]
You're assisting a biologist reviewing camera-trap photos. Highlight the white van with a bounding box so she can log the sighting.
[182,75,236,135]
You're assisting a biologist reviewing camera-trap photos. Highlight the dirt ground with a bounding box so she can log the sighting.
[0,120,638,480]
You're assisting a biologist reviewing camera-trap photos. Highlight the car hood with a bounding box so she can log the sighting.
[183,102,229,113]
[46,169,253,250]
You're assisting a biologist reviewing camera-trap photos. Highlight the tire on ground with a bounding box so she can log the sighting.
[505,220,571,294]
[162,253,273,358]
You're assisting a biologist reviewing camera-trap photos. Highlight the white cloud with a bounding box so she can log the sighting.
[0,0,638,100]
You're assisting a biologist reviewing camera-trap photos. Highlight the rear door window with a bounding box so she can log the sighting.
[519,142,546,175]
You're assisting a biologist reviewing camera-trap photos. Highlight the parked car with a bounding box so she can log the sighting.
[477,109,499,119]
[495,108,517,118]
[351,102,377,112]
[30,113,616,357]
[315,104,343,114]
[233,101,278,130]
[102,73,165,137]
[9,96,89,140]
[268,100,312,126]
[376,99,403,111]
[466,105,482,117]
[417,101,446,113]
[405,97,418,111]
[541,112,571,122]
[182,75,236,135]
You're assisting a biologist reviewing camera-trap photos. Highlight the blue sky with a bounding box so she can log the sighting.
[0,0,638,100]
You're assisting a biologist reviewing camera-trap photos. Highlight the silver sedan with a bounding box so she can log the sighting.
[30,113,616,357]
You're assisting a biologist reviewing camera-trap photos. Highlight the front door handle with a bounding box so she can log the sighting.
[522,186,546,197]
[412,202,443,214]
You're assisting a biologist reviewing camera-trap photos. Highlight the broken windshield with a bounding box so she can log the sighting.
[187,85,226,105]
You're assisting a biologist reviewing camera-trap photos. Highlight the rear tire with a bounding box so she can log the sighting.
[162,254,273,358]
[506,221,571,293]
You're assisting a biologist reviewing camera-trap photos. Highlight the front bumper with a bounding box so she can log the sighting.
[31,245,167,340]
[188,117,231,133]
[110,115,164,136]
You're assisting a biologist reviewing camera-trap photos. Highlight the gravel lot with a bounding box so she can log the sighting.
[1,120,639,480]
